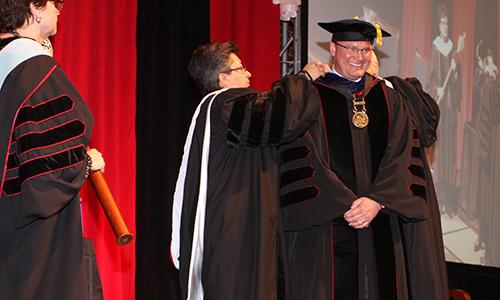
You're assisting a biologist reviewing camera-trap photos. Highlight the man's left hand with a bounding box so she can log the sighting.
[344,197,382,229]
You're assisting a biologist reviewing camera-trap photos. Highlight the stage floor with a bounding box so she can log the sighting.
[441,212,486,265]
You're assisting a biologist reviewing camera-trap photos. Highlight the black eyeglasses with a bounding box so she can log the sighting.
[51,0,64,11]
[334,41,373,56]
[223,65,247,74]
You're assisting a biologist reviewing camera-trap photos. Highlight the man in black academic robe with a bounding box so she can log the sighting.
[279,19,447,300]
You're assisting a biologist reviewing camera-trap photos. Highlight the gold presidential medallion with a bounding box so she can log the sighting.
[352,111,369,128]
[352,97,369,128]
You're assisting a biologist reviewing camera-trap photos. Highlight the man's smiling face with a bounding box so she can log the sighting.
[330,40,373,81]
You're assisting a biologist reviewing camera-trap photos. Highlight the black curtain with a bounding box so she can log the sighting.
[136,1,210,299]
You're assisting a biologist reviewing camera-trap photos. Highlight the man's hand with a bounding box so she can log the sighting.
[302,61,331,80]
[344,197,383,229]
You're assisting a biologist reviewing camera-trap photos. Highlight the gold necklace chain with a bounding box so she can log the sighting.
[10,31,53,56]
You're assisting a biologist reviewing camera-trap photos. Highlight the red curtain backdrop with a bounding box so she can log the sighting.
[52,1,137,299]
[400,0,432,77]
[452,0,475,177]
[210,0,281,91]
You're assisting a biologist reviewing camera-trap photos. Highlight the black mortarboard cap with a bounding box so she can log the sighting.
[318,18,391,45]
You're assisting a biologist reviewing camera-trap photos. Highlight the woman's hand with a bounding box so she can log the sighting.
[87,148,105,172]
[302,61,332,81]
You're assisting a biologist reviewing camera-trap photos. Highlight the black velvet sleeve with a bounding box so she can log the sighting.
[212,75,320,148]
[1,56,93,227]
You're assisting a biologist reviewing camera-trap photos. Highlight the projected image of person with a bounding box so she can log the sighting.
[473,42,498,122]
[473,46,500,266]
[427,4,465,216]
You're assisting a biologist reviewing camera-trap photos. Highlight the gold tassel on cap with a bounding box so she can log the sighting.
[375,23,383,46]
[353,16,360,20]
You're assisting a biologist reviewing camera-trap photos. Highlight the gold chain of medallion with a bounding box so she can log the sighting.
[352,97,369,128]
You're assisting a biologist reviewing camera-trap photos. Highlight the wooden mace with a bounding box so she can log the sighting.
[88,171,134,246]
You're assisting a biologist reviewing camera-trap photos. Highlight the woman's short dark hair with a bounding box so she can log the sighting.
[188,41,239,95]
[0,0,49,33]
[436,3,448,23]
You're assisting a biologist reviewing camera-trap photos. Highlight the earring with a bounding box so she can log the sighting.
[35,16,41,23]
